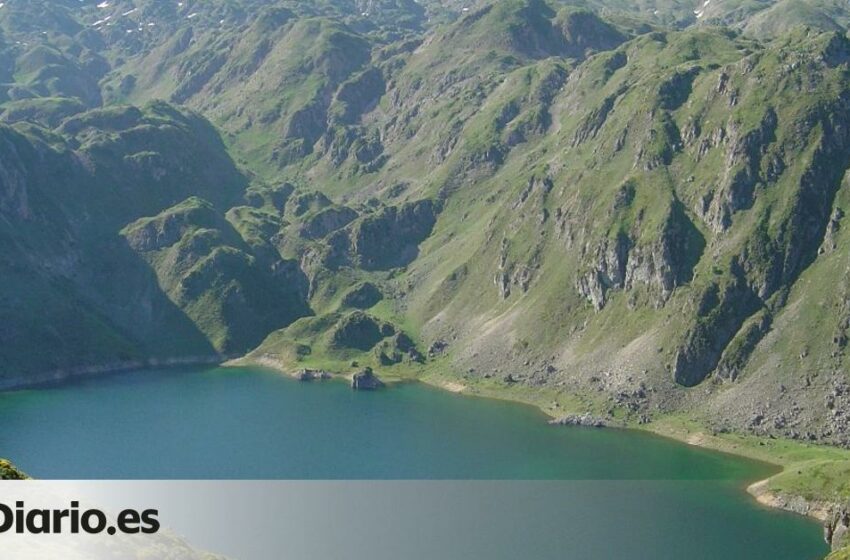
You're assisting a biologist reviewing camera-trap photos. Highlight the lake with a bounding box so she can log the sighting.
[0,366,830,559]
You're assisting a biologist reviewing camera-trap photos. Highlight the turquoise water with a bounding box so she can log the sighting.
[0,366,830,559]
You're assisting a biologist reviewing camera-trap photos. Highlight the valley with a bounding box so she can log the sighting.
[2,0,850,556]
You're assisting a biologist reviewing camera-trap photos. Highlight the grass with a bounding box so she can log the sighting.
[769,460,850,502]
[828,547,850,560]
[6,8,850,549]
[649,414,850,504]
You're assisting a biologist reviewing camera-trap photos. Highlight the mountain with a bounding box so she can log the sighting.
[3,0,850,552]
[0,101,308,382]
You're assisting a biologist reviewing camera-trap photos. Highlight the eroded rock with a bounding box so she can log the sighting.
[351,367,384,390]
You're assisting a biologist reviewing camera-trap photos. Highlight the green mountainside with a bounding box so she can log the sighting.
[3,0,850,551]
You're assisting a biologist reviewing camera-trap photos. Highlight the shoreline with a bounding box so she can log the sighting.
[1,355,843,554]
[418,372,848,555]
[231,357,844,545]
[0,355,229,392]
[244,360,845,530]
[746,478,834,522]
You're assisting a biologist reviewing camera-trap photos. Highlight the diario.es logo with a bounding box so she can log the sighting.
[0,501,159,536]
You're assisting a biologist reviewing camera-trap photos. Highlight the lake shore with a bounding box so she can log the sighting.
[746,479,833,522]
[230,354,849,555]
[427,371,850,534]
[0,355,230,392]
[2,355,846,556]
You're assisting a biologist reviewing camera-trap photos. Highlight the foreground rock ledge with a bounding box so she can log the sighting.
[0,459,29,480]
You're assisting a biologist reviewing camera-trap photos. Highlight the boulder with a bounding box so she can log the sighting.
[294,369,332,381]
[548,414,609,428]
[351,367,384,390]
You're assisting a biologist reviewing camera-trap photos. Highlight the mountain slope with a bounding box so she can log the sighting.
[0,0,849,440]
[0,101,308,382]
[6,3,850,549]
[235,9,850,451]
[2,0,850,512]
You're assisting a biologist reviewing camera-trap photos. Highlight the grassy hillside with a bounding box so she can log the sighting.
[4,2,850,553]
[0,101,300,381]
[0,0,849,442]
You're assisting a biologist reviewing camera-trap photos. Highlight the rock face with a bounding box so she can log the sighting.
[559,8,628,58]
[329,67,386,127]
[704,108,779,233]
[428,340,449,357]
[340,282,384,310]
[351,367,384,390]
[828,503,850,551]
[298,206,358,240]
[349,200,438,270]
[673,269,760,387]
[548,414,609,428]
[375,333,425,365]
[577,201,703,310]
[122,197,221,252]
[330,312,395,351]
[294,369,332,381]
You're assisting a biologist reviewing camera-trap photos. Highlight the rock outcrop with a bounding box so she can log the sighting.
[330,312,395,352]
[340,282,384,310]
[349,200,438,270]
[577,201,703,310]
[0,459,29,480]
[827,502,850,552]
[351,367,384,390]
[548,414,610,428]
[294,369,333,381]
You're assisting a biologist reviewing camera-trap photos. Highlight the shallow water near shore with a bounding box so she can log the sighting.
[0,366,830,559]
